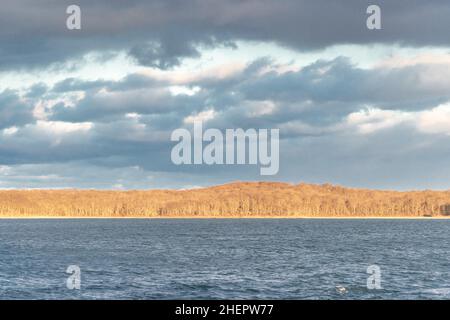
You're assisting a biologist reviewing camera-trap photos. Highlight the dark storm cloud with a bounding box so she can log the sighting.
[129,41,201,70]
[2,0,450,70]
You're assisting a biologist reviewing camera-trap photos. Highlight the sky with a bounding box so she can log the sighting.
[2,0,450,190]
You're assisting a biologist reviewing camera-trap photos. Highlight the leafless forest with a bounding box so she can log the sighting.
[1,182,450,217]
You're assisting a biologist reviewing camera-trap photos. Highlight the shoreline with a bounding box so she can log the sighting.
[0,215,449,219]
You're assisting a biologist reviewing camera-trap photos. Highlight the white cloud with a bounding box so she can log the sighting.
[35,120,93,135]
[112,183,125,190]
[377,53,450,69]
[125,112,141,119]
[0,165,12,175]
[184,109,217,123]
[245,100,277,117]
[346,108,413,134]
[169,85,201,96]
[345,103,450,136]
[417,103,450,135]
[3,127,18,136]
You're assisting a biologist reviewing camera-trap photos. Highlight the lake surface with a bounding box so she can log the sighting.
[0,219,449,299]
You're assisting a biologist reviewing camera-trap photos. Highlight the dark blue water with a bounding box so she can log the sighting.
[0,219,449,299]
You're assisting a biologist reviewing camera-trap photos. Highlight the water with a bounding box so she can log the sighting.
[0,219,449,299]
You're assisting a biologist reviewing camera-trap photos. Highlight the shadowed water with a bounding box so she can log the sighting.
[0,219,449,299]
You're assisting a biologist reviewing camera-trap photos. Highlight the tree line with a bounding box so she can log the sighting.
[1,182,450,217]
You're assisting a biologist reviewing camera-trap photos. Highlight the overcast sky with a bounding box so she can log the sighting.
[2,0,450,190]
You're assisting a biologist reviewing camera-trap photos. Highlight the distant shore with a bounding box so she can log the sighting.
[0,216,449,219]
[1,181,450,218]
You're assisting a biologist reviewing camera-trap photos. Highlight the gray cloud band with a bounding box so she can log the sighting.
[1,0,450,70]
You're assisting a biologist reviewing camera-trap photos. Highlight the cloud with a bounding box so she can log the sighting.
[129,41,202,70]
[416,103,450,135]
[3,15,450,191]
[343,103,450,136]
[376,53,450,69]
[0,90,35,129]
[2,1,450,70]
[346,108,413,134]
[49,85,204,123]
[237,57,450,108]
[184,109,216,124]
